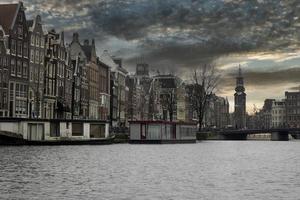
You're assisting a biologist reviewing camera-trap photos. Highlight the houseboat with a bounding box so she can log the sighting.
[129,121,197,144]
[0,118,113,145]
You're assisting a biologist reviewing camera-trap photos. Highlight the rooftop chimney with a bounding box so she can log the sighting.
[73,33,79,42]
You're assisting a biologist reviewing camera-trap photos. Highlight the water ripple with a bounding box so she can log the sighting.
[0,141,300,200]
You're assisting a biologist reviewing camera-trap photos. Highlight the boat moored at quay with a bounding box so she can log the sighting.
[0,118,112,145]
[129,120,197,144]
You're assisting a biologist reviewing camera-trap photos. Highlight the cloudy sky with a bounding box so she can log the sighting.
[3,0,300,113]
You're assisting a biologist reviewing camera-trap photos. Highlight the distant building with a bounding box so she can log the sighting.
[127,62,152,121]
[149,74,184,121]
[204,95,230,129]
[271,100,286,128]
[0,2,30,118]
[234,66,246,129]
[27,15,45,118]
[260,99,275,129]
[126,75,140,120]
[285,91,300,128]
[111,57,128,127]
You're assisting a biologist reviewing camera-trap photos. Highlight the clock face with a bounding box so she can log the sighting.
[235,86,245,92]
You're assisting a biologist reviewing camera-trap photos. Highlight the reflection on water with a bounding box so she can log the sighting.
[0,141,300,200]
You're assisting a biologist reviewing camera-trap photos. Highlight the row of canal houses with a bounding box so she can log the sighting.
[0,2,128,127]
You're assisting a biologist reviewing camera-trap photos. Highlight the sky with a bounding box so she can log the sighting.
[2,0,300,113]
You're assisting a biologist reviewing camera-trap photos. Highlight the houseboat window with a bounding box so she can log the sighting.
[72,122,83,136]
[50,122,60,137]
[90,124,105,138]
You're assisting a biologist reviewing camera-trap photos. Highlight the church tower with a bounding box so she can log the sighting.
[234,65,246,129]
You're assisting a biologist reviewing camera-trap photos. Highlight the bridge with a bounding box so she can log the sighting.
[216,128,300,141]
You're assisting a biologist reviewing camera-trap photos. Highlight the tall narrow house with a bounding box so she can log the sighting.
[0,2,30,118]
[44,29,68,119]
[97,51,111,121]
[27,15,45,118]
[0,26,9,117]
[82,39,99,119]
[68,32,88,119]
[234,66,246,129]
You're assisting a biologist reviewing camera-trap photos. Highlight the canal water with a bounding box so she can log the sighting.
[0,141,300,200]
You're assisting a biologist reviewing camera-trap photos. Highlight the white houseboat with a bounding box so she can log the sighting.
[129,121,197,144]
[0,118,113,145]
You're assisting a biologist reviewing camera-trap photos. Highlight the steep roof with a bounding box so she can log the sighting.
[98,50,118,69]
[0,3,19,34]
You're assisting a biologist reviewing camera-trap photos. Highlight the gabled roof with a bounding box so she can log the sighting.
[98,50,118,69]
[0,3,19,34]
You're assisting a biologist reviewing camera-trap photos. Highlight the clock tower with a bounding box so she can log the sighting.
[234,65,246,129]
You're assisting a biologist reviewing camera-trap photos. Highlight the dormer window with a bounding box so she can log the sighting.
[18,14,22,22]
[18,26,23,38]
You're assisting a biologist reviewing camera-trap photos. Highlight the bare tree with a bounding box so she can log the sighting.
[190,64,220,132]
[160,91,176,121]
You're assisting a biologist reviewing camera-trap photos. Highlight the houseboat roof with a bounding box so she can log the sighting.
[129,120,197,126]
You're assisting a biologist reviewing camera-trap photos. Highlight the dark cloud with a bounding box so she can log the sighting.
[23,0,300,60]
[87,0,300,53]
[3,0,299,109]
[17,0,300,72]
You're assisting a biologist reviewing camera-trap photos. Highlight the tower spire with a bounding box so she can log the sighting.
[234,64,246,129]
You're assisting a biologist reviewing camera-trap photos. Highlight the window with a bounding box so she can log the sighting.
[23,43,28,57]
[23,62,28,78]
[40,71,43,83]
[3,57,7,67]
[11,39,16,54]
[35,51,39,64]
[10,58,16,75]
[30,66,33,81]
[17,41,22,56]
[18,14,22,22]
[18,26,23,38]
[30,49,34,62]
[31,35,34,45]
[41,37,44,47]
[17,60,22,76]
[36,36,40,47]
[40,52,44,64]
[16,83,19,97]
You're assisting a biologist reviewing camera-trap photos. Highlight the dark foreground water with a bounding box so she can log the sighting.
[1,141,300,200]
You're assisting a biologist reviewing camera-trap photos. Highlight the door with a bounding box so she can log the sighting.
[141,123,147,140]
[172,124,176,139]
